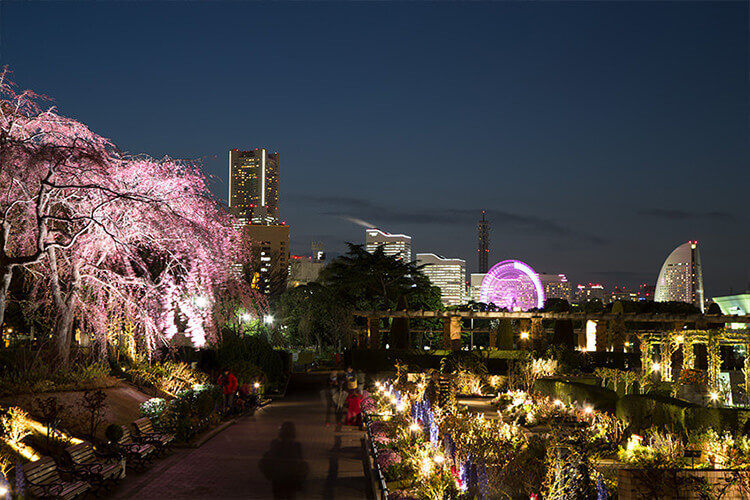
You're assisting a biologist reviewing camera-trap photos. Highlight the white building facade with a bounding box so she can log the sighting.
[416,253,466,307]
[365,229,412,262]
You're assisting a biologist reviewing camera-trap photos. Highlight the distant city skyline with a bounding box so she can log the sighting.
[2,1,747,296]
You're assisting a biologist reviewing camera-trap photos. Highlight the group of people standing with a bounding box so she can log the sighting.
[323,366,364,428]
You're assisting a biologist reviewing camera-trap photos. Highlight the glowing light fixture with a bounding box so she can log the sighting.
[520,331,530,340]
[651,362,660,372]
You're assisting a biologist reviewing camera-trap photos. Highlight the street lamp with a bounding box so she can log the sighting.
[264,315,274,325]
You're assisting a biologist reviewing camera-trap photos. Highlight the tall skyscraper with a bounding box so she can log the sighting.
[228,148,279,225]
[416,253,466,306]
[478,211,490,273]
[655,240,704,312]
[365,229,412,262]
[538,273,572,303]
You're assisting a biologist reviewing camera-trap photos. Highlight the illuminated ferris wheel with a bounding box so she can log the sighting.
[478,260,545,311]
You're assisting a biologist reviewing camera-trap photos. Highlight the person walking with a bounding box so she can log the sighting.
[217,368,238,416]
[323,371,340,426]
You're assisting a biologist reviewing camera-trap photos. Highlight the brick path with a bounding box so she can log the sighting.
[110,374,368,499]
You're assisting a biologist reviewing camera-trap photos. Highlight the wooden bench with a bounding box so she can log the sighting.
[65,442,124,490]
[116,426,155,469]
[22,456,90,500]
[132,417,175,453]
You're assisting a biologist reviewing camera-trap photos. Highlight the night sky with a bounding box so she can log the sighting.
[1,2,748,296]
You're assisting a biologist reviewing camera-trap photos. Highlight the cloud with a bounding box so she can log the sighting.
[639,208,738,222]
[289,194,607,245]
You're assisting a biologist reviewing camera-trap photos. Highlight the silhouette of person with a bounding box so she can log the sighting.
[259,422,308,499]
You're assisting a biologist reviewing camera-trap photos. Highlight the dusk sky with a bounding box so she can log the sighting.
[1,1,748,296]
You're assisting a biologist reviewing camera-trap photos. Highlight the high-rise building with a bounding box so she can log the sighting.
[416,253,466,307]
[243,224,289,297]
[654,241,704,312]
[478,211,490,274]
[469,273,486,303]
[538,273,572,303]
[575,283,606,303]
[365,229,412,262]
[228,148,279,225]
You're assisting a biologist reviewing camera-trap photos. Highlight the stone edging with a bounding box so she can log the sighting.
[172,420,235,449]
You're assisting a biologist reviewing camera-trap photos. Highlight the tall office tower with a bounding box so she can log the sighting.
[365,228,412,262]
[228,148,280,225]
[242,224,289,297]
[538,273,572,303]
[655,240,705,312]
[416,253,466,307]
[469,273,486,302]
[478,211,490,273]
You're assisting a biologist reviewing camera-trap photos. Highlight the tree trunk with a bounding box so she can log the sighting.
[48,249,81,368]
[0,268,13,331]
[55,305,76,368]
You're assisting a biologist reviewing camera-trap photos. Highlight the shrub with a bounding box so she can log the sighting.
[124,361,208,396]
[158,385,222,442]
[140,398,167,425]
[0,407,31,445]
[679,369,706,385]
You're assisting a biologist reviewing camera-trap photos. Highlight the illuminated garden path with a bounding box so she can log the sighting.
[111,374,369,499]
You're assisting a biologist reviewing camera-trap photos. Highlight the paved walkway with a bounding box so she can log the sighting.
[110,374,369,499]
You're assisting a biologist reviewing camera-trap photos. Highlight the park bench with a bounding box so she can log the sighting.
[22,456,90,500]
[65,442,124,490]
[115,426,155,469]
[132,416,175,454]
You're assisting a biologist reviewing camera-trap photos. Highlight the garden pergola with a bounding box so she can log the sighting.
[353,310,750,351]
[638,329,750,400]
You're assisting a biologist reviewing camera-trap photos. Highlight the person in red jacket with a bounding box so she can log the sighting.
[344,389,364,427]
[218,368,238,415]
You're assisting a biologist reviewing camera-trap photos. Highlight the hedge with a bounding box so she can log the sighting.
[617,395,692,434]
[687,407,750,434]
[534,378,618,413]
[616,395,750,435]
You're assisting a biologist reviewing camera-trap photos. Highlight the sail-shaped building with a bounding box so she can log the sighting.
[654,241,704,312]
